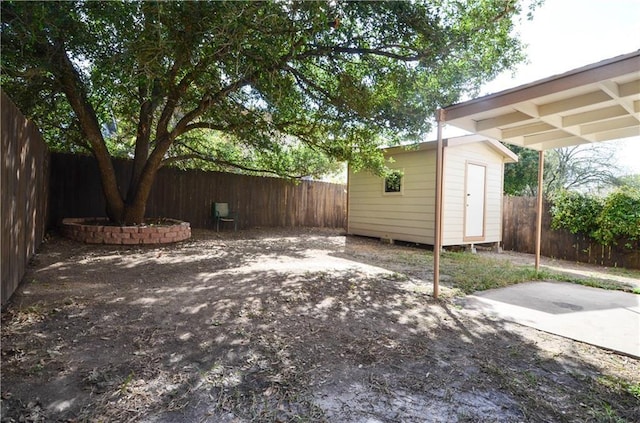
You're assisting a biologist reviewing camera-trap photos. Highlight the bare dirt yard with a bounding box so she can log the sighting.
[2,228,639,422]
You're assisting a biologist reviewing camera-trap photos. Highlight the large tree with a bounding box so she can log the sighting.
[545,144,620,194]
[2,0,537,224]
[504,143,622,196]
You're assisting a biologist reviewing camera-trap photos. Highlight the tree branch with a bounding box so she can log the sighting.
[182,122,230,133]
[170,77,252,140]
[162,143,307,179]
[301,44,428,62]
[284,64,338,104]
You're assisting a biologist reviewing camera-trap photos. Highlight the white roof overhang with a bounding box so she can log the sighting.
[444,135,519,163]
[383,134,518,163]
[442,50,640,151]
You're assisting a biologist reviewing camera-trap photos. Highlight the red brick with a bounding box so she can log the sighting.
[104,231,118,239]
[121,238,140,245]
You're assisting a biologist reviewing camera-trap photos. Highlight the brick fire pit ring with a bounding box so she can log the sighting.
[61,218,191,245]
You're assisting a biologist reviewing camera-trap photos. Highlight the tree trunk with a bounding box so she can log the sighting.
[128,99,153,207]
[120,133,174,224]
[47,40,127,223]
[122,200,147,225]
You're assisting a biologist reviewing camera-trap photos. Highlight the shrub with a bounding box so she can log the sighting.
[550,188,640,247]
[550,190,603,238]
[594,187,640,246]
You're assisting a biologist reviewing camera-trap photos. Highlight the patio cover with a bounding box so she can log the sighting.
[431,51,640,297]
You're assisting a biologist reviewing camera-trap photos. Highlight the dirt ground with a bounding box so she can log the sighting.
[2,228,639,422]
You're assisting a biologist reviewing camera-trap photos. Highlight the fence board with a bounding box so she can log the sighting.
[1,91,50,306]
[502,196,639,270]
[49,153,347,230]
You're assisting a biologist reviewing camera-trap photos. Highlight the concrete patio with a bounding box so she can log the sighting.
[461,281,640,358]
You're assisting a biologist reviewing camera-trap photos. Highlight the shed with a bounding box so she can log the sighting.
[347,135,517,247]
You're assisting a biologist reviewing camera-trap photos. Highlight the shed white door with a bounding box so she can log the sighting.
[465,163,486,238]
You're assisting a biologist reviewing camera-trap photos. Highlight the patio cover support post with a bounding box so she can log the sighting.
[535,150,545,271]
[433,109,446,299]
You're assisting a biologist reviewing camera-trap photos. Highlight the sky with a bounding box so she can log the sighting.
[441,0,640,175]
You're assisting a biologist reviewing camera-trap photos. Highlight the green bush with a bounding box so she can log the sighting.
[550,190,603,238]
[550,187,640,247]
[594,187,640,246]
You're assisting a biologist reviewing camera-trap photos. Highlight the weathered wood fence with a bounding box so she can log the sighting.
[502,196,640,270]
[49,153,347,230]
[1,91,50,306]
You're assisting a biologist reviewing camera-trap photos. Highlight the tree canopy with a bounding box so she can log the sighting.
[2,0,538,223]
[503,145,540,196]
[504,143,624,196]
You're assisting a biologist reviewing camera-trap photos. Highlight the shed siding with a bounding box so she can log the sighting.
[348,140,508,246]
[348,149,436,244]
[442,142,504,245]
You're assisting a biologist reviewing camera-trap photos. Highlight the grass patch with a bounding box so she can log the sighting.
[396,251,432,266]
[545,272,636,293]
[588,402,626,423]
[604,266,640,280]
[597,375,640,400]
[441,252,636,294]
[442,252,545,294]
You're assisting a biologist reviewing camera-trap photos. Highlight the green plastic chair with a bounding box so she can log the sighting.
[212,202,238,232]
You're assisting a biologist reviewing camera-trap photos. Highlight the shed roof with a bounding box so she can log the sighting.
[442,50,640,151]
[384,135,518,163]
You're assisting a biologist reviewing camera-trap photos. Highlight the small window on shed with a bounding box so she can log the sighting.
[384,170,403,194]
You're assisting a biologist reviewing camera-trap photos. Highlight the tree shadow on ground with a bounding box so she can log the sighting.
[1,229,638,422]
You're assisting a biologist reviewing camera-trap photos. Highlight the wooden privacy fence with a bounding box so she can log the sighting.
[502,196,639,270]
[1,91,50,306]
[49,153,347,230]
